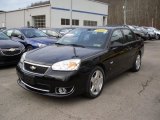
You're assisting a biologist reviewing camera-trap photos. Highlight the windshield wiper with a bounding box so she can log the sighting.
[29,35,37,38]
[55,43,66,45]
[67,44,85,48]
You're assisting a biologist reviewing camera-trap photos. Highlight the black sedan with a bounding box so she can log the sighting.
[0,32,25,66]
[17,27,144,98]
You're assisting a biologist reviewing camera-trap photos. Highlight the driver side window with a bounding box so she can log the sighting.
[111,30,123,46]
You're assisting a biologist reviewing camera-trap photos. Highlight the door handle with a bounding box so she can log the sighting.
[111,47,117,51]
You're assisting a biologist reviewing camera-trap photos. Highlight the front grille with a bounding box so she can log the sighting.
[1,48,21,56]
[24,62,49,74]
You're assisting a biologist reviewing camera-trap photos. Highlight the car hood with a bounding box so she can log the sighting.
[155,30,160,34]
[25,45,103,65]
[27,37,57,45]
[0,40,23,49]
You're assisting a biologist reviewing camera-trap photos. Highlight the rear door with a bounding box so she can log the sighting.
[121,28,140,69]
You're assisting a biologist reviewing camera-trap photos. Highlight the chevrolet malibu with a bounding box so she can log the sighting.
[17,27,144,98]
[0,32,25,66]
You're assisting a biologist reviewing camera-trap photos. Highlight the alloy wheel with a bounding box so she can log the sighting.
[90,70,104,96]
[136,54,141,70]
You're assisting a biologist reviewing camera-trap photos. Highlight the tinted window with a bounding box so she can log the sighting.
[122,29,135,43]
[21,29,48,38]
[111,30,123,46]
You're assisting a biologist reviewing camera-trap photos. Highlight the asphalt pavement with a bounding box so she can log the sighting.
[0,40,160,120]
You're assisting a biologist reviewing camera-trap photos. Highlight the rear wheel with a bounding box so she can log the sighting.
[85,67,105,99]
[131,54,141,72]
[156,34,159,40]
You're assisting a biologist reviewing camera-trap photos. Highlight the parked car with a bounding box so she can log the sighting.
[127,25,147,40]
[0,32,25,66]
[41,28,62,38]
[134,26,149,40]
[58,27,76,36]
[4,28,57,51]
[146,27,160,40]
[17,27,144,98]
[0,27,6,32]
[143,27,156,39]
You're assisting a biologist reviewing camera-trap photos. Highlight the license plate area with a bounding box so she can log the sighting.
[22,75,35,85]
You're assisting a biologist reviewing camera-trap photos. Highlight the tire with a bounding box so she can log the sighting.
[148,35,151,40]
[26,45,33,51]
[131,54,141,72]
[155,34,159,40]
[85,66,105,99]
[158,35,160,40]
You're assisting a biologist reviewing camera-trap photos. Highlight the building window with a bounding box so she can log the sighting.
[61,18,70,25]
[83,20,97,26]
[33,15,46,28]
[72,19,79,26]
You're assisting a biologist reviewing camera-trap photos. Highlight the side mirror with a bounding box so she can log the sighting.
[18,35,25,40]
[58,34,62,38]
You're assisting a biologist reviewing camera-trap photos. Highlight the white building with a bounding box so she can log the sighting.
[0,0,108,28]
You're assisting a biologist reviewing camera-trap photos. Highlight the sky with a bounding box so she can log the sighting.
[0,0,48,11]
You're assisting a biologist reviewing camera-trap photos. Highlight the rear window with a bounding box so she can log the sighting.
[122,29,135,43]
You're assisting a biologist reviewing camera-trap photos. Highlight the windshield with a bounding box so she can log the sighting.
[147,28,154,32]
[57,28,109,48]
[136,27,142,31]
[21,29,48,38]
[128,26,136,30]
[0,32,10,40]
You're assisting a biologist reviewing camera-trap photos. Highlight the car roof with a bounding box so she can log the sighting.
[73,26,129,30]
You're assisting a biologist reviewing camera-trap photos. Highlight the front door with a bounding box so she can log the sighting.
[104,29,126,78]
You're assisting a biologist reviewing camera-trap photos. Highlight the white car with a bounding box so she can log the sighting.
[147,27,160,40]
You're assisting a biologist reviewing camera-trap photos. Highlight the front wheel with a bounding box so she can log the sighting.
[26,45,33,51]
[131,54,141,72]
[85,67,105,99]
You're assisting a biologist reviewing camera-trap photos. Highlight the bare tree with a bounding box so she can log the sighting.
[98,0,160,28]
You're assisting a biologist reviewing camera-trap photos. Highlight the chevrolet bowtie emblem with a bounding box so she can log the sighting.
[30,66,36,70]
[8,48,16,52]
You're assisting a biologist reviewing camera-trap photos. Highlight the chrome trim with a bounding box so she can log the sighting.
[21,80,49,92]
[1,48,22,56]
[55,87,75,95]
[24,61,50,68]
[22,61,50,75]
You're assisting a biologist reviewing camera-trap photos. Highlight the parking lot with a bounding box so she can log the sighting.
[0,40,160,120]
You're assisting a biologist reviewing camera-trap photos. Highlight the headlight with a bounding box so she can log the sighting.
[20,52,27,63]
[37,43,46,47]
[52,59,81,71]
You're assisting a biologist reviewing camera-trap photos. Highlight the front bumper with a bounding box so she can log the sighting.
[0,54,22,66]
[16,63,90,97]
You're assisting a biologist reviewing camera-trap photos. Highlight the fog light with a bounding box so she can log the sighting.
[58,87,67,94]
